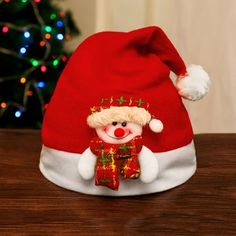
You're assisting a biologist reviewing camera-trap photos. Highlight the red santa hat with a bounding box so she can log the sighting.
[40,26,210,196]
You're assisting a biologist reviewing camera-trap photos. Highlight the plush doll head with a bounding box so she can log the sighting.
[87,101,164,144]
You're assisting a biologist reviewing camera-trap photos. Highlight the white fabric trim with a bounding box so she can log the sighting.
[39,141,196,196]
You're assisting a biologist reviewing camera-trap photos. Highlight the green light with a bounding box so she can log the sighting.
[21,0,28,3]
[52,59,59,67]
[44,26,52,32]
[31,59,39,67]
[50,13,57,20]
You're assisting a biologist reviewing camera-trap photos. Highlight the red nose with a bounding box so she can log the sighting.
[114,128,125,138]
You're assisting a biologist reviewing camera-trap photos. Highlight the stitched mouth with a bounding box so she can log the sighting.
[106,131,131,140]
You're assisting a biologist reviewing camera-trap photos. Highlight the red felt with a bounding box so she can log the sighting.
[42,26,193,153]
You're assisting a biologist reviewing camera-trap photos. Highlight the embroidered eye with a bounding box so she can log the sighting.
[121,122,127,127]
[112,122,118,126]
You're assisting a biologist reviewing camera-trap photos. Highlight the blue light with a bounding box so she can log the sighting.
[15,110,22,118]
[56,33,64,40]
[20,47,27,54]
[24,31,30,38]
[37,81,45,88]
[56,20,63,27]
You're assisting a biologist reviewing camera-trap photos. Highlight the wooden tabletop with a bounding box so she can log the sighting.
[0,130,235,236]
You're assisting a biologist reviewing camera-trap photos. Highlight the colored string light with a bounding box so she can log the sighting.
[66,34,72,40]
[15,110,22,118]
[40,65,47,73]
[52,59,59,67]
[56,20,63,27]
[20,47,27,54]
[1,102,7,109]
[31,59,39,67]
[44,26,52,32]
[50,13,57,20]
[0,0,78,126]
[39,40,46,47]
[56,33,64,40]
[26,91,33,96]
[24,31,30,38]
[20,77,27,84]
[59,11,66,18]
[61,55,67,62]
[2,26,9,33]
[45,33,51,39]
[37,81,45,88]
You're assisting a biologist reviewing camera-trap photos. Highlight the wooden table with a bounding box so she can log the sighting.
[0,130,235,236]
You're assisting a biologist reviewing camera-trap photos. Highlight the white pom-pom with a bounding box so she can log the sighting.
[149,119,163,133]
[176,64,211,101]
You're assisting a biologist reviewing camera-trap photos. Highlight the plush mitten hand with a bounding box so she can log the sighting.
[78,148,96,180]
[139,146,159,183]
[176,64,210,101]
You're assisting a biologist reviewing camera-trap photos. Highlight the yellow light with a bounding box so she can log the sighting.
[1,102,7,109]
[20,77,27,84]
[45,33,51,40]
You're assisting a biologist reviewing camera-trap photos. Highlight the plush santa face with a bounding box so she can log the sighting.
[95,121,143,144]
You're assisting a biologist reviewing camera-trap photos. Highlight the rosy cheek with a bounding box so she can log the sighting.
[103,127,109,133]
[125,128,132,134]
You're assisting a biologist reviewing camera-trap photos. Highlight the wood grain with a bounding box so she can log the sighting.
[0,130,235,236]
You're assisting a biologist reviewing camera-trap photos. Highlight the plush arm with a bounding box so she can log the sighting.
[138,146,159,183]
[78,148,97,180]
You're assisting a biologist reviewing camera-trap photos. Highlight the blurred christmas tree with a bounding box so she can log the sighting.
[0,0,79,128]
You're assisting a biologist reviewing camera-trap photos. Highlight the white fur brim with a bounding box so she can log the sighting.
[176,64,210,101]
[39,141,196,196]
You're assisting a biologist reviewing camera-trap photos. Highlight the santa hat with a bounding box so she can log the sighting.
[39,26,210,196]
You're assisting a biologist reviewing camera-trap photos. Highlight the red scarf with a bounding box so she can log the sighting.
[90,136,143,190]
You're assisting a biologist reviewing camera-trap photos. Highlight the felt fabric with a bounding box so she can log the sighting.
[42,26,193,154]
[90,136,143,190]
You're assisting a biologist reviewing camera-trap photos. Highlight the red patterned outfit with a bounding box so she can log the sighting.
[90,136,143,190]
